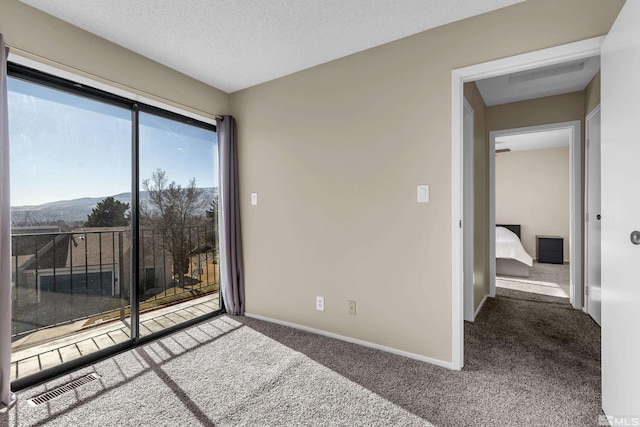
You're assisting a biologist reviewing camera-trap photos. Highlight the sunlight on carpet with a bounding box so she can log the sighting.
[497,261,570,299]
[1,317,434,427]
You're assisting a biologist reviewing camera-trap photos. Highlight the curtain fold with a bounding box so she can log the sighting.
[217,115,245,315]
[0,34,17,413]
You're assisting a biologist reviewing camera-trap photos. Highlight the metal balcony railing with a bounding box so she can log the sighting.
[11,225,219,342]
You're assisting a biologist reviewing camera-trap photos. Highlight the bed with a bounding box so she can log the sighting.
[496,224,533,278]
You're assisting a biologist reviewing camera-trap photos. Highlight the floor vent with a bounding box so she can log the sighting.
[27,373,100,406]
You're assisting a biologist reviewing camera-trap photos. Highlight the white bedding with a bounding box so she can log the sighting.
[496,226,533,266]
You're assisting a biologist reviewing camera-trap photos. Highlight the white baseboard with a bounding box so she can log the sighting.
[244,312,454,370]
[474,293,489,319]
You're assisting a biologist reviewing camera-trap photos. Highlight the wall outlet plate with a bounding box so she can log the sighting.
[348,300,356,315]
[316,296,324,311]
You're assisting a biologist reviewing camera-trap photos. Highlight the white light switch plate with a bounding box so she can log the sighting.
[417,185,429,203]
[251,192,258,205]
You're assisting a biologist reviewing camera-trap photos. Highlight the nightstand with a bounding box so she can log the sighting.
[536,235,563,264]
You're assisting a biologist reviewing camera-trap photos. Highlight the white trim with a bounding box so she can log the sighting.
[245,312,453,370]
[474,293,489,319]
[584,104,601,317]
[489,133,497,297]
[451,36,603,371]
[488,121,582,310]
[451,71,464,370]
[7,53,216,126]
[452,36,605,82]
[586,104,602,122]
[463,98,475,322]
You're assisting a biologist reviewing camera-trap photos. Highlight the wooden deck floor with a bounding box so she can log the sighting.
[11,293,220,381]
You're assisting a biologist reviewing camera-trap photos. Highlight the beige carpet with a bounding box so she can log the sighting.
[497,261,570,299]
[1,316,433,427]
[1,290,602,427]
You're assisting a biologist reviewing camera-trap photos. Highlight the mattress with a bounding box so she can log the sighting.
[496,226,533,278]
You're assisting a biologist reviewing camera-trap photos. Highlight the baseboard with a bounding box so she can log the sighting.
[474,293,489,319]
[244,312,453,370]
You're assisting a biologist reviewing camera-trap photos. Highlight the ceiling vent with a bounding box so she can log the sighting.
[508,62,585,84]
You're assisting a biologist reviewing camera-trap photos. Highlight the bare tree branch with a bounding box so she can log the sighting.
[140,169,207,288]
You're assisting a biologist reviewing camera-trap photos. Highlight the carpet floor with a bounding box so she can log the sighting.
[1,289,601,426]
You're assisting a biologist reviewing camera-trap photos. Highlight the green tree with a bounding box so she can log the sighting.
[84,197,130,227]
[141,169,206,287]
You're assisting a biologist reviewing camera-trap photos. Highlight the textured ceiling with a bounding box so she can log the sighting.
[22,0,524,93]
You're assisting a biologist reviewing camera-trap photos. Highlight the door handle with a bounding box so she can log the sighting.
[631,231,640,245]
[596,214,601,220]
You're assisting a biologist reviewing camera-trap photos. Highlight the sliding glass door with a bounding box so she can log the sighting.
[7,64,221,388]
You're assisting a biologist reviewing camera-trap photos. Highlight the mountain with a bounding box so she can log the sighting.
[11,188,219,224]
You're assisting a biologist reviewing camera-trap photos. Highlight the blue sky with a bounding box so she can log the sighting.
[8,77,218,206]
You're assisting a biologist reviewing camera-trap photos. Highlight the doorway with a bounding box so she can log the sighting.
[489,121,581,307]
[451,36,604,370]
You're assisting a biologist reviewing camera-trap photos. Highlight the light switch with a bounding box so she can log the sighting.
[251,192,258,205]
[417,185,429,203]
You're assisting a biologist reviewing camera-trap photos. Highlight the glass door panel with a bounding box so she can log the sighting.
[8,76,132,382]
[137,111,219,337]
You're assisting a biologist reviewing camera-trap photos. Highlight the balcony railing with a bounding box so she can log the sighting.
[11,225,219,344]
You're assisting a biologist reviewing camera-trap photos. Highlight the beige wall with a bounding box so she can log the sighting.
[464,82,490,312]
[0,0,230,118]
[496,147,571,262]
[486,91,585,132]
[585,71,601,115]
[231,0,623,363]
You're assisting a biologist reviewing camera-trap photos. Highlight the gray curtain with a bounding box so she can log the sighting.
[217,115,244,315]
[0,34,17,413]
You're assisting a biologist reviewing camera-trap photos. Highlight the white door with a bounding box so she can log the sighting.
[463,99,475,321]
[585,108,601,326]
[601,1,640,419]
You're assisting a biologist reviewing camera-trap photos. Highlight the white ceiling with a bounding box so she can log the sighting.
[22,0,525,93]
[476,56,601,106]
[495,128,572,152]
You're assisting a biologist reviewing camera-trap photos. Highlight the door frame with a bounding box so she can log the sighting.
[584,104,601,319]
[489,121,582,309]
[451,36,604,370]
[463,98,475,321]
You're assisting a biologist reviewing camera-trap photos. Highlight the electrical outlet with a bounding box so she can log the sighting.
[316,296,324,311]
[348,300,356,315]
